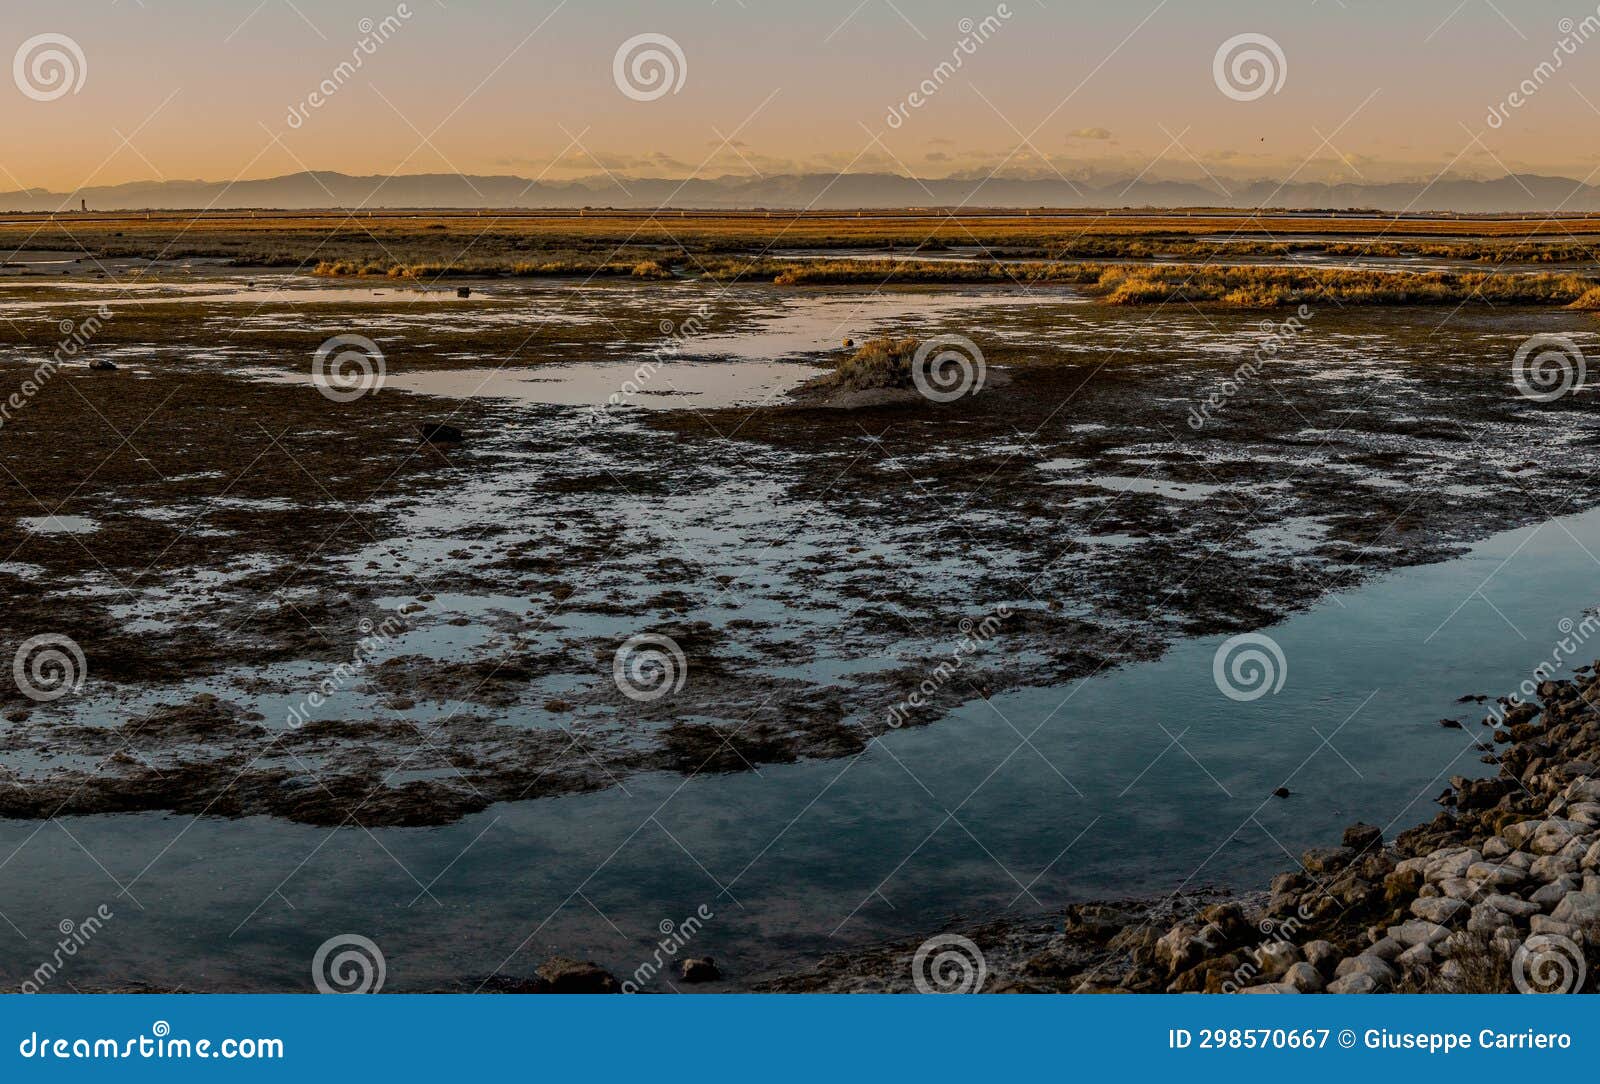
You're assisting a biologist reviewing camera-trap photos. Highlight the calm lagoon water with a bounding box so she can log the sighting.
[4,501,1597,991]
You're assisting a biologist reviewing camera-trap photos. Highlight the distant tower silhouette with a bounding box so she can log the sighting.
[80,199,87,213]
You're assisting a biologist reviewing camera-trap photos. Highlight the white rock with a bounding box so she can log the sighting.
[1411,897,1468,924]
[1155,926,1200,973]
[1437,877,1478,900]
[1334,954,1397,988]
[1366,937,1404,962]
[1532,819,1584,855]
[1531,879,1576,910]
[1530,854,1578,882]
[1565,779,1600,804]
[1501,821,1542,849]
[1388,920,1450,948]
[1254,941,1301,979]
[1282,962,1324,993]
[1530,915,1581,940]
[1567,802,1600,828]
[1468,862,1527,887]
[1303,940,1339,974]
[1483,893,1540,918]
[1559,836,1590,862]
[1491,932,1522,960]
[1240,982,1299,994]
[1394,856,1427,878]
[1467,904,1514,937]
[1396,943,1435,969]
[1327,972,1379,994]
[1551,891,1600,930]
[1426,849,1480,882]
[1482,837,1513,860]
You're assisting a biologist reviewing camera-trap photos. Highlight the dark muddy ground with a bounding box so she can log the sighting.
[2,275,1598,833]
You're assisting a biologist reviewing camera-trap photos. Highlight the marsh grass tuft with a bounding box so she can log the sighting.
[701,258,1600,306]
[312,257,675,280]
[825,336,921,392]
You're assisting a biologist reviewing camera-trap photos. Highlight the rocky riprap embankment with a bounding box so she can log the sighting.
[759,673,1600,994]
[1093,674,1600,994]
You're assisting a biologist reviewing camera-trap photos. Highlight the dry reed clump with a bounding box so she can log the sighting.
[311,258,675,280]
[1092,265,1598,307]
[1566,286,1600,310]
[825,336,920,391]
[707,258,1598,306]
[310,245,1600,308]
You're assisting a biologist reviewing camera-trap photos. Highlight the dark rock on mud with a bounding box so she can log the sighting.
[535,957,620,993]
[420,422,464,443]
[1342,822,1383,851]
[680,958,720,983]
[476,957,620,994]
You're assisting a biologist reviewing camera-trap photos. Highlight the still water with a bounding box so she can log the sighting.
[3,500,1596,991]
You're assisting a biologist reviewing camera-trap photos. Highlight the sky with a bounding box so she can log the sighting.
[3,0,1599,194]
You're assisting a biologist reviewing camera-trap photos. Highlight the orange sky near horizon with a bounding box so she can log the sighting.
[3,0,1598,194]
